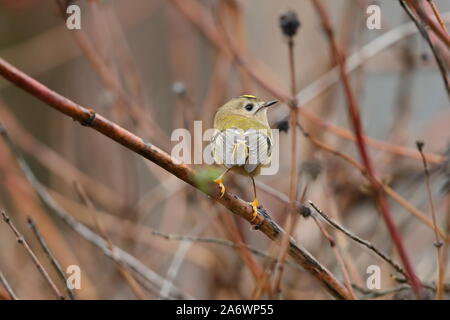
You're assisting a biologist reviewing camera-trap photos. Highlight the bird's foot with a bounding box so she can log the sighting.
[213,177,226,198]
[248,198,259,223]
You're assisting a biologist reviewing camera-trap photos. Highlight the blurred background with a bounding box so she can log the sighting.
[0,0,449,299]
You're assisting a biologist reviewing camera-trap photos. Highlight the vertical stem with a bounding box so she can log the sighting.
[273,29,302,298]
[416,142,444,299]
[312,0,422,297]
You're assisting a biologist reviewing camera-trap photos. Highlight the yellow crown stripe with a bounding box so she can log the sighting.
[240,94,258,99]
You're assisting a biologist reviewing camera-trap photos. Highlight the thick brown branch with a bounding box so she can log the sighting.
[0,126,191,300]
[0,57,352,299]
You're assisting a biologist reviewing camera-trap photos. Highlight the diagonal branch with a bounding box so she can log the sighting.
[399,1,450,102]
[0,125,191,300]
[0,57,352,300]
[0,268,18,300]
[1,210,64,300]
[311,0,422,297]
[406,0,450,48]
[27,217,76,300]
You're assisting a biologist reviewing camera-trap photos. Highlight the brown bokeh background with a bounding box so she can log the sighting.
[0,0,449,299]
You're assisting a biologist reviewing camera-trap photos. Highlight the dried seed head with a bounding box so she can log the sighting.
[276,119,289,133]
[279,10,300,37]
[299,205,311,218]
[416,140,424,152]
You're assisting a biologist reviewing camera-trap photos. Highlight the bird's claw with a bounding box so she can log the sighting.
[213,177,225,198]
[249,199,259,223]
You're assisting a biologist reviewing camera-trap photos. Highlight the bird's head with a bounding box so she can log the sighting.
[215,95,278,124]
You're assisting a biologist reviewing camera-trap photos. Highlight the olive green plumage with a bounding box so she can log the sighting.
[210,95,278,222]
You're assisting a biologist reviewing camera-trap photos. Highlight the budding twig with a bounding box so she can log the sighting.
[312,0,422,297]
[0,124,191,299]
[27,217,75,300]
[310,214,356,299]
[74,182,147,300]
[1,210,64,300]
[399,1,450,102]
[0,57,352,299]
[416,141,444,300]
[273,9,303,299]
[309,201,407,278]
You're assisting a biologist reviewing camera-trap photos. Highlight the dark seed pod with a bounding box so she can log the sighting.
[299,205,311,218]
[276,119,289,133]
[279,10,300,37]
[415,140,424,151]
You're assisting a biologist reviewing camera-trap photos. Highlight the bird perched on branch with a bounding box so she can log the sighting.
[211,95,278,222]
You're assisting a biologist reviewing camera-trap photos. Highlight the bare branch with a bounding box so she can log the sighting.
[0,268,18,300]
[312,0,421,297]
[0,56,352,300]
[27,216,75,300]
[0,124,192,300]
[309,201,407,278]
[1,210,64,300]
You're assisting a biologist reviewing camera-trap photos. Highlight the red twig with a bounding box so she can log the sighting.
[311,0,422,297]
[406,0,450,48]
[0,56,352,299]
[174,0,444,165]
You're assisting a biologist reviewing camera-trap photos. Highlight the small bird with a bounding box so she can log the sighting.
[211,95,278,222]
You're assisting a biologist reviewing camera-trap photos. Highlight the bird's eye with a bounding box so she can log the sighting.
[244,103,254,111]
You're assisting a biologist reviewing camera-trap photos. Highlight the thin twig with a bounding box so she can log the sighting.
[210,0,447,165]
[309,201,407,278]
[73,182,147,300]
[0,56,352,299]
[298,123,449,241]
[312,0,421,297]
[0,105,125,211]
[150,230,299,271]
[158,209,212,299]
[400,1,450,102]
[27,216,75,300]
[273,10,302,299]
[55,0,169,149]
[416,141,444,300]
[427,0,449,34]
[0,124,192,300]
[406,0,450,48]
[310,215,356,299]
[0,268,18,300]
[353,284,410,299]
[1,210,65,300]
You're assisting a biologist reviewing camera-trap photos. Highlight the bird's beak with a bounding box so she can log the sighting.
[257,100,278,113]
[262,100,278,108]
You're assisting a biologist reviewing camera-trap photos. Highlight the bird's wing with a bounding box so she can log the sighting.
[211,128,272,174]
[211,128,248,169]
[243,129,272,173]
